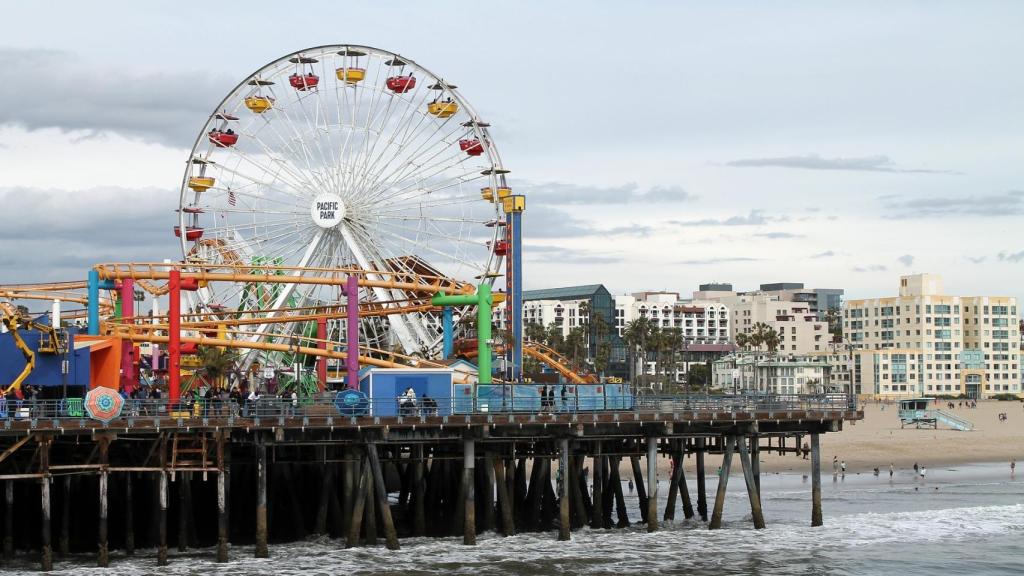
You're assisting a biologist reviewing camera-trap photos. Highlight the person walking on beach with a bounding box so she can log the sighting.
[833,456,839,476]
[1012,459,1016,476]
[920,465,927,479]
[913,462,919,474]
[841,460,847,476]
[889,462,895,478]
[802,441,810,460]
[628,479,634,494]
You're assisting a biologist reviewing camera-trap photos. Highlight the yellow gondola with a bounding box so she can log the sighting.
[480,187,494,202]
[188,176,215,191]
[496,187,512,200]
[336,67,366,84]
[428,101,458,118]
[245,96,273,113]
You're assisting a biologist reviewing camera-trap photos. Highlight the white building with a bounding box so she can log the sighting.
[712,353,833,394]
[614,292,730,343]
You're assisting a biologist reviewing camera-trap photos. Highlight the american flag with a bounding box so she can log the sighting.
[228,189,236,207]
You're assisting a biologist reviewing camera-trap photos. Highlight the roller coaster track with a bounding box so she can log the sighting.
[455,339,598,385]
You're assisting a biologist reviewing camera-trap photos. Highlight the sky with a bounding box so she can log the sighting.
[1,1,1022,303]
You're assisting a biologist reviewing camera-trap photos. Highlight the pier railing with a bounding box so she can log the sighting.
[0,392,856,428]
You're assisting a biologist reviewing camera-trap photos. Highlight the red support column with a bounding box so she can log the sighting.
[317,316,327,391]
[119,278,137,394]
[168,270,181,403]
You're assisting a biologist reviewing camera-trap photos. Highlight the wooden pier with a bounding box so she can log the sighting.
[0,397,860,570]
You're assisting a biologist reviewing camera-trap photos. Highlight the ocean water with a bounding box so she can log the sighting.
[12,462,1024,575]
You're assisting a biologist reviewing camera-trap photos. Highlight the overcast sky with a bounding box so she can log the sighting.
[1,1,1022,303]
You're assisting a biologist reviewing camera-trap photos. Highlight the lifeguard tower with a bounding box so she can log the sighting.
[898,397,974,431]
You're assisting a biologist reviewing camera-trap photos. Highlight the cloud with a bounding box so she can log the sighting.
[518,181,693,205]
[852,264,888,272]
[754,232,803,239]
[522,206,650,239]
[810,250,835,259]
[897,254,915,267]
[726,154,954,174]
[524,244,622,265]
[997,251,1024,263]
[0,186,174,283]
[669,210,782,227]
[881,191,1024,219]
[675,257,761,265]
[0,48,230,147]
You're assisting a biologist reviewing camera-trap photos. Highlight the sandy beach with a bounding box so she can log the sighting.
[674,399,1024,476]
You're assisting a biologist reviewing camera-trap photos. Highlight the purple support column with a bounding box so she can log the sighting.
[346,275,359,390]
[119,278,137,394]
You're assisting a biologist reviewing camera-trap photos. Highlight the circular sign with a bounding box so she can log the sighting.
[310,193,345,228]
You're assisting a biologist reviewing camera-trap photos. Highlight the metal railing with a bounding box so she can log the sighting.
[0,392,856,427]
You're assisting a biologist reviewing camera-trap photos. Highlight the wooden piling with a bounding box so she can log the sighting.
[568,454,585,529]
[157,472,168,566]
[590,443,603,529]
[494,457,515,536]
[610,456,630,528]
[664,441,681,522]
[413,446,427,537]
[124,472,135,556]
[59,476,70,556]
[483,453,497,532]
[315,446,331,536]
[558,438,570,541]
[364,461,378,546]
[709,435,734,530]
[525,455,544,530]
[630,455,648,523]
[216,431,229,562]
[177,472,189,553]
[462,439,476,545]
[255,440,269,558]
[679,459,694,520]
[736,436,766,529]
[696,438,708,522]
[341,447,355,537]
[367,443,399,550]
[3,479,12,561]
[811,433,823,527]
[751,435,761,497]
[646,436,658,532]
[345,455,369,548]
[40,437,52,572]
[97,436,109,567]
[157,433,168,566]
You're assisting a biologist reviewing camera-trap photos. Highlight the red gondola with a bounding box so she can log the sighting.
[173,226,204,241]
[289,73,320,91]
[179,342,198,355]
[459,138,484,156]
[181,207,205,214]
[493,240,509,256]
[208,129,238,148]
[386,75,416,93]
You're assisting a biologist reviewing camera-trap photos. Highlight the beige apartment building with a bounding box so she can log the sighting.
[720,293,829,354]
[843,274,1020,399]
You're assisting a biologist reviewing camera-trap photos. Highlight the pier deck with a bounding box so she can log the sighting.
[0,394,861,570]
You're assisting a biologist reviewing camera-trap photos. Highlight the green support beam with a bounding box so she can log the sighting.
[432,284,492,384]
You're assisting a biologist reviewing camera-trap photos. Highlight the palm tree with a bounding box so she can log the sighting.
[735,331,750,351]
[623,316,653,391]
[197,346,238,391]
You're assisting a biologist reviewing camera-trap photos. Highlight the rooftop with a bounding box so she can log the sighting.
[523,284,608,301]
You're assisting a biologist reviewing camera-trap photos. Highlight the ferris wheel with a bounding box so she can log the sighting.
[176,45,510,362]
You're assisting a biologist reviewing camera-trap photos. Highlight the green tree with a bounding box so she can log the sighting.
[197,346,238,390]
[623,316,654,390]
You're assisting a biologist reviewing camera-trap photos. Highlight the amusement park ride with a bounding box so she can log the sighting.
[0,44,599,401]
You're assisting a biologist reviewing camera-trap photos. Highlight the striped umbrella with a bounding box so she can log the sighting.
[84,387,124,424]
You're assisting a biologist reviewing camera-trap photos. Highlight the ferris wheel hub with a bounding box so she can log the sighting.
[311,193,346,228]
